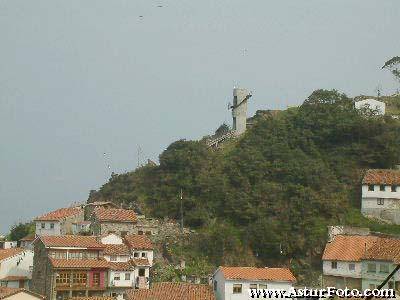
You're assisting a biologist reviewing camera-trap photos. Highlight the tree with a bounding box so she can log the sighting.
[8,222,35,241]
[382,56,400,84]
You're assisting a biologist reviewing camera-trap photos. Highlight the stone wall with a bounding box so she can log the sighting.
[327,226,370,242]
[31,240,53,300]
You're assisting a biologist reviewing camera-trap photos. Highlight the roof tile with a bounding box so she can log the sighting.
[0,248,25,262]
[94,208,137,223]
[41,235,104,249]
[124,235,153,250]
[362,169,400,185]
[50,258,110,269]
[35,207,83,221]
[218,266,296,282]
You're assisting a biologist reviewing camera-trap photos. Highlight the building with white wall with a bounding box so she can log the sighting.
[322,234,379,289]
[0,248,34,289]
[212,266,295,300]
[34,207,84,236]
[355,99,386,115]
[361,169,400,224]
[231,88,252,136]
[0,242,17,250]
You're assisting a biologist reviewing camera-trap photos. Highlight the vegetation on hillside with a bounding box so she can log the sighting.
[89,89,400,284]
[7,222,35,241]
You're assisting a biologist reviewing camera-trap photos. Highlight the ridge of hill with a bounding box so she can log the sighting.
[88,89,400,285]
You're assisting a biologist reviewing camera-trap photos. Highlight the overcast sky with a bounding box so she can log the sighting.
[1,0,399,234]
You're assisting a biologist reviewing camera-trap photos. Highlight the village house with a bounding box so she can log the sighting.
[84,202,119,220]
[0,242,17,250]
[0,248,34,289]
[19,234,35,250]
[34,207,84,236]
[72,221,91,235]
[31,235,109,300]
[322,234,379,289]
[212,266,295,300]
[361,237,400,291]
[0,287,45,300]
[355,98,386,115]
[100,233,153,298]
[361,169,400,224]
[90,208,137,236]
[125,282,216,300]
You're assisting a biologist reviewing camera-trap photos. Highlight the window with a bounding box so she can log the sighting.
[114,273,120,281]
[121,231,128,237]
[367,263,376,273]
[50,223,54,229]
[250,284,258,290]
[56,273,70,286]
[380,264,389,273]
[93,273,100,286]
[380,185,386,191]
[41,223,45,229]
[377,198,384,205]
[349,263,355,271]
[331,261,337,269]
[233,284,242,294]
[368,185,375,191]
[69,252,83,259]
[138,268,145,277]
[110,255,117,262]
[138,230,144,235]
[141,252,147,258]
[214,281,217,291]
[134,252,139,258]
[72,273,87,286]
[125,273,130,280]
[259,284,267,289]
[392,186,397,192]
[146,231,152,235]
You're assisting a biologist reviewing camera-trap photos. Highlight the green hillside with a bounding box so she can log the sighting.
[89,89,400,285]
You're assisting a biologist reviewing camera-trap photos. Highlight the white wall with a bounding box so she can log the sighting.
[132,250,153,266]
[109,270,135,288]
[101,234,123,245]
[362,185,400,200]
[0,250,34,281]
[104,255,129,262]
[355,99,385,115]
[322,260,361,278]
[35,221,61,236]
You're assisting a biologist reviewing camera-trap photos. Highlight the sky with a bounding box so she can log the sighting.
[0,0,399,234]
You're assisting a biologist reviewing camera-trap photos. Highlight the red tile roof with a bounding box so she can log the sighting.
[126,282,215,300]
[0,288,45,299]
[40,235,104,249]
[94,208,137,223]
[131,258,150,267]
[20,234,35,241]
[104,244,130,256]
[362,169,400,185]
[50,258,110,269]
[322,235,379,262]
[0,248,25,261]
[124,235,153,250]
[362,237,400,263]
[218,267,296,282]
[0,276,29,282]
[35,207,83,221]
[68,297,115,300]
[109,262,133,271]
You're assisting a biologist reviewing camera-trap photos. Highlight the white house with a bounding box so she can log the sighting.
[100,233,153,299]
[361,169,400,224]
[355,99,386,115]
[322,234,379,289]
[0,242,17,250]
[34,207,84,236]
[212,266,295,300]
[0,248,34,289]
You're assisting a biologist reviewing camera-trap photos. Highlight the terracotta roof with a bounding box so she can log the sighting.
[0,248,24,261]
[86,201,118,207]
[322,235,379,262]
[218,267,296,282]
[104,244,130,256]
[20,234,35,241]
[35,207,83,221]
[94,208,137,223]
[126,282,215,300]
[40,235,104,249]
[362,237,400,263]
[109,262,133,271]
[50,258,110,269]
[131,258,150,267]
[124,235,153,250]
[362,169,400,185]
[0,276,29,282]
[0,288,45,299]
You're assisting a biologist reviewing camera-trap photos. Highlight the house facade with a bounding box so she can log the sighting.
[212,267,295,300]
[361,169,400,224]
[322,234,379,289]
[91,208,137,236]
[0,248,34,290]
[34,207,84,236]
[31,235,109,300]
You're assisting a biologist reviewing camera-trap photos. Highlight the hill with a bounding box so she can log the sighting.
[88,89,400,285]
